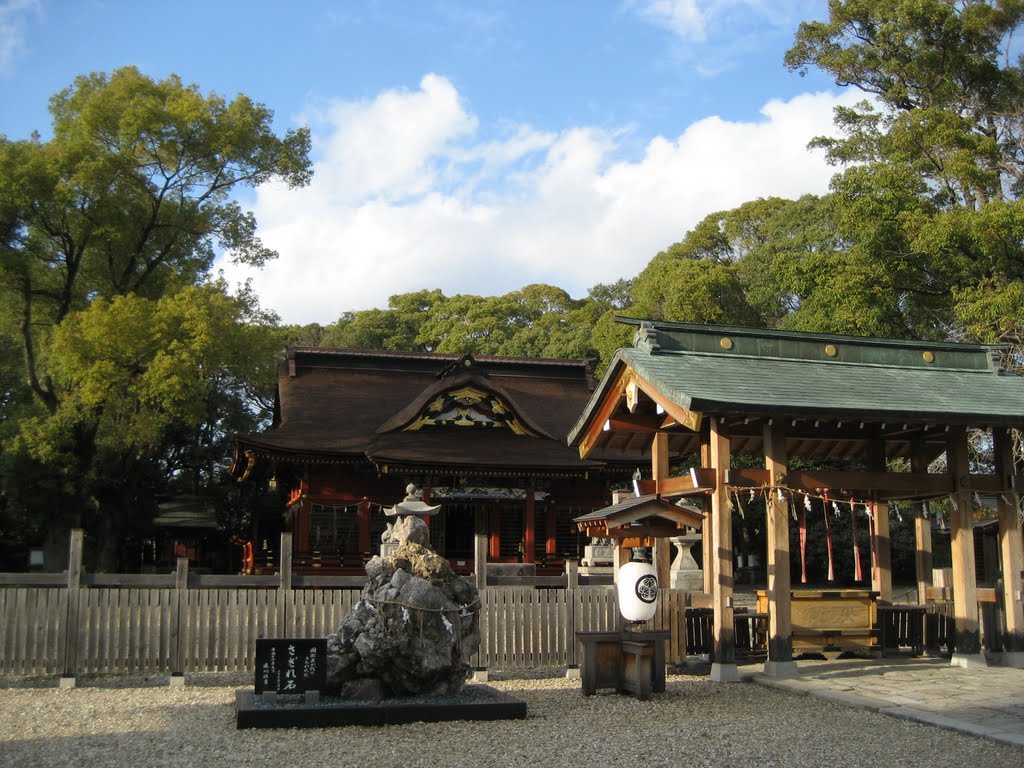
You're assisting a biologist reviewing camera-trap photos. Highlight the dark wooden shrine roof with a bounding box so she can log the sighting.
[568,319,1024,464]
[235,347,610,475]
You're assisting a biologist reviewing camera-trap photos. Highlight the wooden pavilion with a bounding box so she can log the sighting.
[230,347,630,577]
[567,318,1024,678]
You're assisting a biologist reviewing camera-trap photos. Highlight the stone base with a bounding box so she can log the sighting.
[761,660,800,678]
[951,652,988,669]
[472,668,489,682]
[669,572,704,591]
[169,674,185,687]
[565,665,580,680]
[710,662,740,683]
[59,676,76,689]
[1000,651,1024,669]
[235,685,527,729]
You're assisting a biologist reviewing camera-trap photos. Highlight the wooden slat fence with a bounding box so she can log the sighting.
[0,531,732,678]
[1,581,715,677]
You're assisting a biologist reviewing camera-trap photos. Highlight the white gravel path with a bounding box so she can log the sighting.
[1,669,1020,768]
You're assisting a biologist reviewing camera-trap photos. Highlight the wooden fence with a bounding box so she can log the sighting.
[1,530,718,678]
[0,582,704,677]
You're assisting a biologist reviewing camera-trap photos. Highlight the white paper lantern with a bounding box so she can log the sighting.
[617,560,659,621]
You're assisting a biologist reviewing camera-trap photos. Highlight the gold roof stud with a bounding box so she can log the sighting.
[720,337,733,350]
[922,351,935,363]
[824,344,838,357]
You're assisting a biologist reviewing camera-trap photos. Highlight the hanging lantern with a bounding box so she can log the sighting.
[617,559,659,622]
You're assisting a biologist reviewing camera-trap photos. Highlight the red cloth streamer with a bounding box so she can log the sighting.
[851,498,863,582]
[823,492,834,582]
[799,497,808,584]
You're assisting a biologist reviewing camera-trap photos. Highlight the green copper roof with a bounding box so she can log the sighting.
[568,320,1024,444]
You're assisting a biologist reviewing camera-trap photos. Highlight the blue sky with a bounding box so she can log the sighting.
[1,1,856,325]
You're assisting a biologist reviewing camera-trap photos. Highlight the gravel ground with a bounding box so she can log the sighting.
[0,668,1020,768]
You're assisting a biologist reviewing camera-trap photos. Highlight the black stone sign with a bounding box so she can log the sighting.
[255,638,327,694]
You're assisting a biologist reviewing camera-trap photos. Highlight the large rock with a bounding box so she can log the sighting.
[324,515,480,698]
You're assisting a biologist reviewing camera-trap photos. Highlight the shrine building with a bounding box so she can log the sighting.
[568,318,1024,676]
[230,347,632,576]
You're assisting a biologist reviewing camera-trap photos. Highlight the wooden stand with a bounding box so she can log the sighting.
[576,629,670,700]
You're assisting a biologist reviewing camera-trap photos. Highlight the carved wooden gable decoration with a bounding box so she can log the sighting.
[404,384,539,436]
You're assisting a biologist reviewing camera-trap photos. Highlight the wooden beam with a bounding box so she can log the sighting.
[726,467,953,497]
[701,431,713,595]
[652,432,672,588]
[634,467,717,497]
[994,428,1024,657]
[607,413,661,433]
[709,418,737,681]
[763,419,793,670]
[948,425,983,658]
[632,375,703,432]
[911,443,933,606]
[864,441,893,604]
[576,368,629,459]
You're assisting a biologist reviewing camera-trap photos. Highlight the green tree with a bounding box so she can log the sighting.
[786,0,1024,204]
[786,1,1024,353]
[0,68,310,568]
[11,284,284,570]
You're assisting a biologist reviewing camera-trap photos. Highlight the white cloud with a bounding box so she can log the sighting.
[640,0,707,42]
[217,75,861,326]
[0,0,40,75]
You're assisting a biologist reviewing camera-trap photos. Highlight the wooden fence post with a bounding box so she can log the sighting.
[565,559,578,589]
[60,529,84,688]
[279,532,293,634]
[169,556,189,685]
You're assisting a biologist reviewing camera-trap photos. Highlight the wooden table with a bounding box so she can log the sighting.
[576,629,670,700]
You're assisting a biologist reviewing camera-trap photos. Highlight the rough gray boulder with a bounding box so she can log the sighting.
[323,515,480,698]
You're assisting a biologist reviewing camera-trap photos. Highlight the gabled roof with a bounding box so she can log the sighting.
[237,348,607,474]
[574,494,703,538]
[568,319,1024,463]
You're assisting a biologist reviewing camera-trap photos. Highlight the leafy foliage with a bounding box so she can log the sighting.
[0,68,309,570]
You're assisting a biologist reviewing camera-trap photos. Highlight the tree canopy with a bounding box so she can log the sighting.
[0,68,310,569]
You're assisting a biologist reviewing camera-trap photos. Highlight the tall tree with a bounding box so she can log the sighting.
[786,1,1024,352]
[0,68,311,568]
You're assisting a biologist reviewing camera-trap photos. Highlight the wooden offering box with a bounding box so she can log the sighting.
[757,590,879,654]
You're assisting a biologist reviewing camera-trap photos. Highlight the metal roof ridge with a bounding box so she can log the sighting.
[613,316,1006,353]
[644,347,1006,374]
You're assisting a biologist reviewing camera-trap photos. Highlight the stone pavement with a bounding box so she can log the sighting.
[745,656,1024,748]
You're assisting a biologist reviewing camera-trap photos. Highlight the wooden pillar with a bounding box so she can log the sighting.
[871,501,893,602]
[358,500,371,558]
[473,508,489,590]
[700,433,714,595]
[763,420,796,676]
[279,531,293,634]
[489,509,501,561]
[709,417,738,682]
[994,428,1024,665]
[911,445,934,605]
[865,440,893,603]
[524,487,536,564]
[546,504,557,558]
[947,426,985,665]
[61,529,84,686]
[651,431,671,587]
